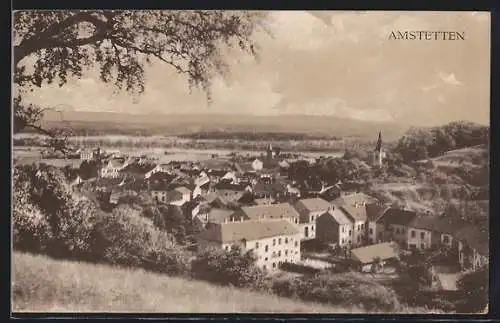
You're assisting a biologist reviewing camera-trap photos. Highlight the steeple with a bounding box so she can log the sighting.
[375,131,382,152]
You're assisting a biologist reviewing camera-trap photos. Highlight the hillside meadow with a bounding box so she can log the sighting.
[12,252,362,313]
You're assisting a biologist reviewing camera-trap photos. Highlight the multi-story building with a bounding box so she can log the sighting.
[406,216,436,251]
[376,208,417,246]
[196,218,301,271]
[340,204,368,247]
[316,207,353,249]
[293,197,333,241]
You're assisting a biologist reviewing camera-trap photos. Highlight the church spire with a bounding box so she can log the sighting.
[375,131,382,152]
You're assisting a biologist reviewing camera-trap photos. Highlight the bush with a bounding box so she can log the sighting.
[456,266,488,313]
[191,245,265,289]
[272,272,401,312]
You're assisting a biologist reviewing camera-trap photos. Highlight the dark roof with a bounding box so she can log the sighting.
[214,182,247,191]
[150,181,171,191]
[332,193,379,207]
[378,208,418,226]
[408,215,445,231]
[365,203,386,221]
[253,181,286,195]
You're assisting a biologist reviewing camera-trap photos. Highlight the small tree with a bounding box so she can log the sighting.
[191,245,265,289]
[456,266,489,313]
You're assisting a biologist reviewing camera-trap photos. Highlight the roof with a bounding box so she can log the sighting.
[253,181,286,195]
[206,208,236,224]
[324,208,352,225]
[378,208,418,226]
[197,219,300,244]
[150,181,171,191]
[235,163,255,173]
[365,204,387,221]
[407,215,443,231]
[332,193,379,207]
[295,197,332,213]
[240,203,300,220]
[454,223,489,255]
[340,205,367,222]
[214,182,247,191]
[107,158,125,168]
[351,242,399,264]
[174,186,192,195]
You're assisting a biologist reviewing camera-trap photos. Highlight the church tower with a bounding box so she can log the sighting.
[372,131,386,167]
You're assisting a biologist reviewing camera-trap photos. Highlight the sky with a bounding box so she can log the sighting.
[20,11,491,126]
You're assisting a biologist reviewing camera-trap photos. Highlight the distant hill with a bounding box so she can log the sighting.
[40,110,411,141]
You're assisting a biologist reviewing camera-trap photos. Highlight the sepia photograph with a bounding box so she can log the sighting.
[11,10,490,314]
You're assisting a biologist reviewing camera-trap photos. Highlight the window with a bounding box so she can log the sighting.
[273,239,276,246]
[278,238,282,245]
[342,226,345,233]
[225,246,229,251]
[304,227,309,238]
[285,250,288,256]
[411,230,416,238]
[420,232,425,239]
[361,223,365,229]
[357,225,360,231]
[295,241,298,247]
[369,228,373,235]
[255,242,259,249]
[272,262,276,269]
[349,230,352,236]
[311,225,314,231]
[295,218,298,224]
[263,265,267,270]
[420,243,425,249]
[443,235,450,243]
[341,238,345,244]
[278,250,281,257]
[285,238,288,244]
[265,245,268,252]
[311,215,315,221]
[265,257,268,261]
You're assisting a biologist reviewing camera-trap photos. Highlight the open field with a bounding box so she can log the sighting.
[12,252,365,313]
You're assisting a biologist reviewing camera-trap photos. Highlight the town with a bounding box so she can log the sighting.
[65,133,488,277]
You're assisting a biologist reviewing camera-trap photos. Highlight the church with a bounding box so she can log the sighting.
[371,131,386,167]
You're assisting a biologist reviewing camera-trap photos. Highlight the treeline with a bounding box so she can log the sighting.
[178,131,341,141]
[394,121,489,162]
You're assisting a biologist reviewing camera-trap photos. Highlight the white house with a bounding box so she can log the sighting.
[252,158,264,171]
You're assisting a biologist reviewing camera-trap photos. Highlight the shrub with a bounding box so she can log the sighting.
[456,266,489,313]
[191,245,265,289]
[272,272,401,312]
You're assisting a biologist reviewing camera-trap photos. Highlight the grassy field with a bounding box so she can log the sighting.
[12,252,368,313]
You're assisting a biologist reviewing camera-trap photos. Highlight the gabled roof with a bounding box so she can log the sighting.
[351,242,399,264]
[340,205,367,222]
[407,215,442,231]
[197,219,300,244]
[252,181,286,195]
[241,203,300,220]
[322,208,352,225]
[332,193,379,207]
[205,208,238,224]
[294,197,332,213]
[378,208,418,226]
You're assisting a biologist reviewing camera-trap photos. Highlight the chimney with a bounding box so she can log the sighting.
[224,218,228,224]
[240,217,244,223]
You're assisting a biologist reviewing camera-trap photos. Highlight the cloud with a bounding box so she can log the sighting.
[438,72,462,86]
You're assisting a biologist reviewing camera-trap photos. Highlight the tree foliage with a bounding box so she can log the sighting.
[13,10,266,137]
[456,266,489,313]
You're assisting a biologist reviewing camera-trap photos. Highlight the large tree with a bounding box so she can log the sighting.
[13,10,266,137]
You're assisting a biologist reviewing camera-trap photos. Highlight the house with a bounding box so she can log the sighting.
[221,171,238,183]
[340,204,368,247]
[365,203,387,244]
[254,196,276,205]
[316,207,353,249]
[193,207,237,228]
[454,223,489,271]
[252,158,264,171]
[428,216,469,250]
[233,203,301,226]
[406,216,438,251]
[120,163,155,181]
[251,181,286,200]
[100,158,126,178]
[172,186,192,204]
[150,182,171,203]
[293,197,333,241]
[212,182,249,203]
[332,192,380,208]
[80,147,103,161]
[145,163,172,179]
[351,242,400,273]
[376,208,417,246]
[196,218,302,271]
